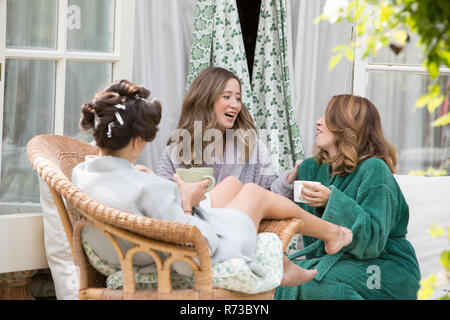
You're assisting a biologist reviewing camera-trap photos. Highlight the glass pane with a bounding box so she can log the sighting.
[368,32,424,66]
[6,0,58,49]
[367,72,450,175]
[1,60,56,203]
[64,61,113,140]
[67,0,116,52]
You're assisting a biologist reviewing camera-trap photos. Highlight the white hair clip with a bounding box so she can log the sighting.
[107,122,115,138]
[115,104,126,110]
[115,111,124,126]
[94,115,100,129]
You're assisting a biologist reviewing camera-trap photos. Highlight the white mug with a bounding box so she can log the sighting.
[294,180,322,203]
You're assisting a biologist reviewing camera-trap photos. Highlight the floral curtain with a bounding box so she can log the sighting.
[251,0,305,172]
[186,0,305,174]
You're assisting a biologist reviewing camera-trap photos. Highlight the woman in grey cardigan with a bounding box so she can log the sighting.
[73,79,352,287]
[157,67,300,203]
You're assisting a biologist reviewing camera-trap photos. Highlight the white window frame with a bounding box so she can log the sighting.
[352,40,450,97]
[351,29,450,178]
[0,0,135,211]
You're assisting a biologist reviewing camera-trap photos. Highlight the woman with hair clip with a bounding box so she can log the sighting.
[72,79,353,290]
[275,94,420,300]
[157,66,301,208]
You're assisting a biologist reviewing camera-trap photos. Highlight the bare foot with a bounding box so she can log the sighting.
[280,256,318,287]
[324,225,353,255]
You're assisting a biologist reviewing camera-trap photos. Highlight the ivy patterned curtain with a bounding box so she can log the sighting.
[187,0,305,174]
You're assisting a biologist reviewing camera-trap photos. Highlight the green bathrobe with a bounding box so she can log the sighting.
[275,157,421,300]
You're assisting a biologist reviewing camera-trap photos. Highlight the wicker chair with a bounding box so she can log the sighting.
[26,134,303,300]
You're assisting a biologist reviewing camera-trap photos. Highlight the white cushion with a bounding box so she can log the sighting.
[38,176,79,300]
[394,174,450,279]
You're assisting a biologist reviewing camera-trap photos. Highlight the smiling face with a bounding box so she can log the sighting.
[315,115,338,157]
[213,78,242,131]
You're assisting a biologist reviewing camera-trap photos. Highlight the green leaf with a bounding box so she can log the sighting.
[417,286,435,300]
[393,30,408,45]
[345,47,355,60]
[428,223,445,238]
[427,95,445,113]
[432,112,450,127]
[380,4,395,23]
[347,0,358,15]
[420,274,436,287]
[332,44,347,52]
[408,170,426,176]
[441,250,450,272]
[427,61,440,79]
[439,50,450,67]
[354,2,366,21]
[329,52,343,70]
[418,274,436,300]
[429,83,441,95]
[356,23,365,35]
[425,167,447,177]
[362,48,370,59]
[415,94,429,108]
[313,14,328,24]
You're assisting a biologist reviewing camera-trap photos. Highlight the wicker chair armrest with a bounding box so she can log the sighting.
[258,218,303,252]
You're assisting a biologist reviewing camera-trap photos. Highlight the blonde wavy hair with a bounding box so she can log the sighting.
[168,67,256,164]
[315,94,397,175]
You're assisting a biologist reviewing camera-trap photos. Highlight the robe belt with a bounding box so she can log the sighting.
[288,240,344,281]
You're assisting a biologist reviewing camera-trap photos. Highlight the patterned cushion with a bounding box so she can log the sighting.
[82,238,118,276]
[82,232,284,294]
[285,233,300,256]
[211,232,283,294]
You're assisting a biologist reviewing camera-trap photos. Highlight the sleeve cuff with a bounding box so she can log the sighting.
[280,170,295,190]
[270,170,294,198]
[321,186,358,229]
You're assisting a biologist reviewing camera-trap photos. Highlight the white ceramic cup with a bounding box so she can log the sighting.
[293,180,322,203]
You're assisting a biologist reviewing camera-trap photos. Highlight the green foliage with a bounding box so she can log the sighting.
[441,250,450,272]
[408,167,447,177]
[318,0,450,127]
[432,111,450,127]
[416,224,450,300]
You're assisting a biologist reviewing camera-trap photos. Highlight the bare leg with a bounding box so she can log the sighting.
[224,183,352,255]
[209,176,243,208]
[212,180,321,286]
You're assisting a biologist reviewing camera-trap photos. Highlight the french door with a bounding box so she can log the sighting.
[0,0,135,213]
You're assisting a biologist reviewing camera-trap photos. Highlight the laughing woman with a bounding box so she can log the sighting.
[275,94,421,300]
[156,67,300,206]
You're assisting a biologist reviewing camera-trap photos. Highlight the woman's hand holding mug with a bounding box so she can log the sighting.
[298,181,331,207]
[173,173,210,213]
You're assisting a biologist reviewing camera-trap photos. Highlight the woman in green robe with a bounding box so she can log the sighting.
[275,94,421,300]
